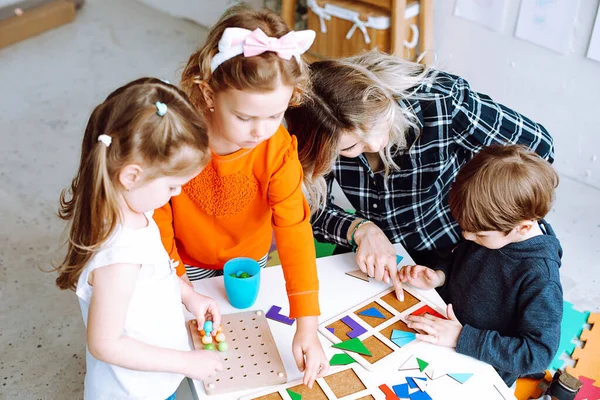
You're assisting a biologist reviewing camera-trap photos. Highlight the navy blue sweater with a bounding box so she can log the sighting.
[435,220,563,386]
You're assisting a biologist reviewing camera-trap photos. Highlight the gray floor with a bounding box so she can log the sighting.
[0,0,598,399]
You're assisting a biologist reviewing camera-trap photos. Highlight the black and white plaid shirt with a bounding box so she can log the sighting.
[312,71,554,253]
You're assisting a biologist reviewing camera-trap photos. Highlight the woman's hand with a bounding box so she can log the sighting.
[352,221,404,300]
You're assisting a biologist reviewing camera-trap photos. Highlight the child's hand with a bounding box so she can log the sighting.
[398,265,444,290]
[293,317,329,388]
[186,293,221,335]
[180,273,193,287]
[182,349,224,381]
[406,304,462,348]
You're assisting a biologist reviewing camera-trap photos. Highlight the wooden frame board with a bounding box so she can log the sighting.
[188,310,287,395]
[318,286,447,371]
[240,365,384,400]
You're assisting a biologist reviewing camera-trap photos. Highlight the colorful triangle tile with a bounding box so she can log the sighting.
[326,327,335,334]
[358,307,386,319]
[329,353,356,366]
[392,383,409,398]
[287,389,302,400]
[408,390,431,400]
[396,254,404,264]
[392,337,416,347]
[346,269,369,282]
[406,377,423,389]
[447,373,473,384]
[392,330,416,340]
[332,337,372,356]
[398,354,420,371]
[415,378,428,392]
[416,358,429,372]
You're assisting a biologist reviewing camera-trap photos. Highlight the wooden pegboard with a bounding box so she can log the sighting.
[188,310,287,395]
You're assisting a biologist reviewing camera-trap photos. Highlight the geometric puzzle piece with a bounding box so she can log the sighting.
[406,377,426,389]
[326,327,335,334]
[409,390,432,400]
[332,337,372,356]
[330,353,356,366]
[392,383,410,398]
[425,366,446,380]
[287,389,302,400]
[410,305,446,320]
[379,384,401,400]
[415,378,428,392]
[566,312,600,387]
[392,336,417,348]
[266,305,296,325]
[341,315,368,339]
[398,354,420,371]
[359,307,386,319]
[447,373,473,384]
[550,301,590,371]
[396,255,404,264]
[346,269,369,282]
[392,330,417,340]
[574,375,600,400]
[417,358,429,372]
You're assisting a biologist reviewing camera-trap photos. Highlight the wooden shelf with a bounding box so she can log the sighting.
[281,0,433,64]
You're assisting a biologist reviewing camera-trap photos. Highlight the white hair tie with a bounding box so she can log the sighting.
[210,27,316,73]
[98,134,112,147]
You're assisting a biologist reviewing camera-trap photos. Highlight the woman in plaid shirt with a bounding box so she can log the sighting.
[285,51,553,299]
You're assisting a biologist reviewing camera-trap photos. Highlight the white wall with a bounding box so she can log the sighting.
[433,0,600,189]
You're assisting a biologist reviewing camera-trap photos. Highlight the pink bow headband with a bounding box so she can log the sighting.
[210,27,316,73]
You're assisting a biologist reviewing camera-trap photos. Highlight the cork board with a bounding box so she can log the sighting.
[188,310,287,395]
[318,287,446,371]
[241,365,384,400]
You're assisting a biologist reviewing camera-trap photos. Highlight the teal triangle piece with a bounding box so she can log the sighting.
[416,358,429,372]
[391,330,416,340]
[447,373,473,384]
[396,254,404,264]
[332,337,372,356]
[329,353,356,366]
[358,307,386,319]
[392,336,415,347]
[287,389,302,400]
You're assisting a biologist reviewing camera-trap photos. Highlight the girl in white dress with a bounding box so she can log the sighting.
[56,78,223,400]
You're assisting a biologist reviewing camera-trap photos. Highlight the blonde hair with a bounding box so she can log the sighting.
[181,4,309,113]
[449,145,559,233]
[55,78,211,290]
[285,50,432,212]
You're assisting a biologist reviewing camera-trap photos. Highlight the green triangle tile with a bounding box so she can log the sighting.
[330,353,356,366]
[287,389,302,400]
[332,338,372,356]
[416,358,429,372]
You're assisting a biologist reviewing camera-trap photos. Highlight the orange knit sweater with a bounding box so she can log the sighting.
[154,125,319,318]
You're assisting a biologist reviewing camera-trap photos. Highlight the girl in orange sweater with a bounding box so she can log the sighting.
[153,5,328,387]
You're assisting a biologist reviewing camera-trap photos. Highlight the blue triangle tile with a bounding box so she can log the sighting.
[396,254,404,264]
[448,373,473,384]
[358,307,386,319]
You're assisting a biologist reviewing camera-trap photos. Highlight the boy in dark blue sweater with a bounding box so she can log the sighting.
[399,145,563,387]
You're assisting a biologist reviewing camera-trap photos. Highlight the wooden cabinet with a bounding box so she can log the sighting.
[281,0,433,64]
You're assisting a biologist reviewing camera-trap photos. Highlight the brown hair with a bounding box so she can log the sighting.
[285,50,431,211]
[55,77,211,290]
[181,4,309,113]
[448,145,559,233]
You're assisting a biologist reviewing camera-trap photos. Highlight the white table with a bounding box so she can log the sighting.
[186,244,516,400]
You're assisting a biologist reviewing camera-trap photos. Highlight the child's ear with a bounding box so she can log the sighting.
[119,164,144,191]
[516,220,535,236]
[198,82,215,109]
